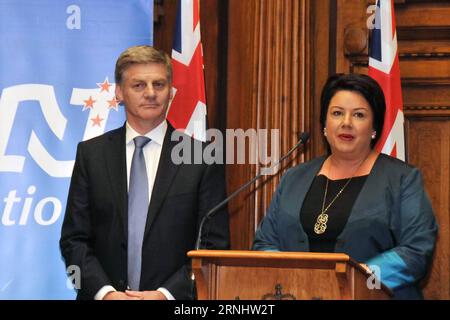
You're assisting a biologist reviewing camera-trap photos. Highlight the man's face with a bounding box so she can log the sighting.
[115,63,172,134]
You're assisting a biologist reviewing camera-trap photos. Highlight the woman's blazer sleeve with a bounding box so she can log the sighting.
[365,168,438,290]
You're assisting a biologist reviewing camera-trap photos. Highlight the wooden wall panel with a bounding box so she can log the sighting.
[398,1,450,299]
[227,0,314,249]
[407,119,450,300]
[311,0,334,158]
[226,0,258,250]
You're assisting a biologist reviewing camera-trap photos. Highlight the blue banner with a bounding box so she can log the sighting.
[0,0,153,299]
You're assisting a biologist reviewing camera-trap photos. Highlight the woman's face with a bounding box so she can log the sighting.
[325,90,375,159]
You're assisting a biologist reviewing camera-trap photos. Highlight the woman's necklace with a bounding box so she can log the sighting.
[313,153,370,235]
[313,177,352,234]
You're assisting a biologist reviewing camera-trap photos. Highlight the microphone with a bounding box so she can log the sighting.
[194,131,310,250]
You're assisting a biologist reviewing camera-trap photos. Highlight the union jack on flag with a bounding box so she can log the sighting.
[369,0,405,160]
[167,0,207,141]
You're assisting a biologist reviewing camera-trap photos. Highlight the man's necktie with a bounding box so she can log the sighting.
[127,136,151,290]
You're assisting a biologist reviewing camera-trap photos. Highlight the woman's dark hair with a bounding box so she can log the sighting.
[319,73,386,148]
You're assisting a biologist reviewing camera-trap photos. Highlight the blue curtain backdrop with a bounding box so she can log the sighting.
[0,0,153,299]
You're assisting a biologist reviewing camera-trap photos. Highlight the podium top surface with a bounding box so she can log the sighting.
[188,249,352,262]
[188,249,362,270]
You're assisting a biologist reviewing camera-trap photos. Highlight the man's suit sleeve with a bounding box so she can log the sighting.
[161,161,230,299]
[196,162,230,250]
[60,142,112,299]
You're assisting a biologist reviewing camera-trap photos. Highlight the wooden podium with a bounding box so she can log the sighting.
[188,250,392,300]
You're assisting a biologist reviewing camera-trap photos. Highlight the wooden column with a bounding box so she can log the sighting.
[227,0,314,249]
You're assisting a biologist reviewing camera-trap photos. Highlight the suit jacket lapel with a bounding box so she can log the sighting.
[104,125,128,239]
[285,157,326,229]
[346,154,384,224]
[144,124,180,237]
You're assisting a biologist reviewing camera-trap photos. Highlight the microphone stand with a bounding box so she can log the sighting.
[194,132,310,250]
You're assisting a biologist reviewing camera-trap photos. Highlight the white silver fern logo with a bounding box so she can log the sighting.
[0,82,117,177]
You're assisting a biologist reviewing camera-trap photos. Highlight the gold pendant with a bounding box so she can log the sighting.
[314,213,328,234]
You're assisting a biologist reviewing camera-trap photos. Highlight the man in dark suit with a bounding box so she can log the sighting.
[60,45,229,300]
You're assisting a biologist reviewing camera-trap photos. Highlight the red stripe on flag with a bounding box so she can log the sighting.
[193,0,200,31]
[391,143,397,158]
[168,43,206,129]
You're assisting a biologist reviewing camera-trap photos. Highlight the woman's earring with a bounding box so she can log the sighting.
[323,128,327,137]
[371,131,376,139]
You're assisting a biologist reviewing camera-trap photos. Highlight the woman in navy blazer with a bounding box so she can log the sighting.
[253,74,438,299]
